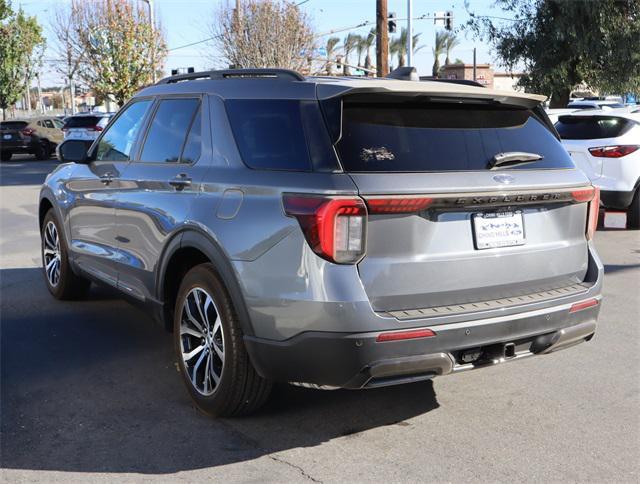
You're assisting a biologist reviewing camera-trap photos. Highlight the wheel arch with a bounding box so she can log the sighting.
[38,196,54,231]
[156,228,255,336]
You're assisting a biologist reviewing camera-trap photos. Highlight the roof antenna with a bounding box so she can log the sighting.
[386,66,419,81]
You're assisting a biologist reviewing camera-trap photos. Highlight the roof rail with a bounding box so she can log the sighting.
[157,68,305,84]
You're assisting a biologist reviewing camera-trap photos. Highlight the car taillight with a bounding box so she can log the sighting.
[588,145,639,158]
[571,186,600,240]
[88,125,103,132]
[283,195,367,264]
[365,196,434,214]
[61,126,68,131]
[21,127,35,136]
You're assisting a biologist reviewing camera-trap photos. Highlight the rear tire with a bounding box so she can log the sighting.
[41,209,91,299]
[173,263,272,417]
[33,142,46,160]
[627,189,640,229]
[0,151,11,161]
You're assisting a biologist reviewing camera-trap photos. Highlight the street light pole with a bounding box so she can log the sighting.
[141,0,156,83]
[406,0,413,67]
[376,0,389,77]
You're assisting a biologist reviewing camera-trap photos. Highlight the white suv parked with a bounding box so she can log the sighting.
[556,111,640,227]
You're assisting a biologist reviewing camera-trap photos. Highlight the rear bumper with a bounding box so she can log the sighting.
[244,299,601,389]
[600,189,635,210]
[1,140,35,153]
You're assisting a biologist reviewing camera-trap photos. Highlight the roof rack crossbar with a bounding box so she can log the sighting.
[157,68,305,84]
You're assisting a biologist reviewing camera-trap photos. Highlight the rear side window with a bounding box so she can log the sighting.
[64,116,102,128]
[140,98,200,162]
[336,100,574,172]
[555,116,634,140]
[225,99,311,171]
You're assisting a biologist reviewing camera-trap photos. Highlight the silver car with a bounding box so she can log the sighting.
[41,69,603,417]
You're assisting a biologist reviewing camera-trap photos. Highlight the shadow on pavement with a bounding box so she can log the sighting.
[604,263,640,275]
[0,158,60,187]
[1,267,440,474]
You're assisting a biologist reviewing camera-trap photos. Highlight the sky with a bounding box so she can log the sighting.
[15,0,512,86]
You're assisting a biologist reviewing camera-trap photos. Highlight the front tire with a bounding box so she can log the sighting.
[628,189,640,230]
[173,263,272,417]
[41,209,90,299]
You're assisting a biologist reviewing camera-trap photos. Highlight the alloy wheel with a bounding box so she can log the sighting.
[43,221,61,287]
[179,287,225,396]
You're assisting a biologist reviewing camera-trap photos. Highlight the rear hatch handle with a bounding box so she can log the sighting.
[489,151,543,170]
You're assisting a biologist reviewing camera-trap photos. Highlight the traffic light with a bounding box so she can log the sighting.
[445,11,453,31]
[388,12,396,33]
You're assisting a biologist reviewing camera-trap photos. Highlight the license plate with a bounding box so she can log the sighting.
[472,211,525,250]
[2,134,11,140]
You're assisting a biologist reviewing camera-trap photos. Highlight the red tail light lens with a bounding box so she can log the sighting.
[88,125,103,132]
[376,328,436,342]
[21,127,35,136]
[283,195,367,264]
[365,196,434,214]
[588,145,639,158]
[571,186,599,239]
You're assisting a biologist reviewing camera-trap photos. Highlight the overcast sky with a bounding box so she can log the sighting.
[16,0,513,86]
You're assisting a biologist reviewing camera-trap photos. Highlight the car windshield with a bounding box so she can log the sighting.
[64,116,103,128]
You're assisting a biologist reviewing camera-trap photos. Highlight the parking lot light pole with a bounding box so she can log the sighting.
[140,0,156,83]
[407,0,413,67]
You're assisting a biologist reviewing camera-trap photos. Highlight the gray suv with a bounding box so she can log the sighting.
[40,69,603,417]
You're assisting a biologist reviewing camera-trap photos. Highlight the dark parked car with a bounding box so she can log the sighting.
[41,69,603,417]
[1,116,64,160]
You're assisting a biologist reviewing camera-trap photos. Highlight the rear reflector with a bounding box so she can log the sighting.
[571,186,596,203]
[376,328,436,342]
[588,145,639,158]
[587,186,600,240]
[365,196,434,214]
[569,298,599,313]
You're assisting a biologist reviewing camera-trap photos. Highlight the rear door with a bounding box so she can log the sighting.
[114,96,209,302]
[333,95,593,313]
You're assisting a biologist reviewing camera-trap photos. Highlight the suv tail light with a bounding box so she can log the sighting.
[588,145,639,158]
[283,195,367,264]
[365,196,434,214]
[571,186,600,240]
[21,127,35,136]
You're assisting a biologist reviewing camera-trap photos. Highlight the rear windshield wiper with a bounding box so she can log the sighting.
[489,151,543,170]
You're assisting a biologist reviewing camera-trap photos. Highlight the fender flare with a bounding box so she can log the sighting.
[156,227,256,337]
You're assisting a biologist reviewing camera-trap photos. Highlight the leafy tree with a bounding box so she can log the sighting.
[466,0,640,107]
[72,0,166,107]
[211,0,316,73]
[431,31,447,76]
[444,32,460,65]
[0,0,44,119]
[323,37,340,75]
[390,27,423,68]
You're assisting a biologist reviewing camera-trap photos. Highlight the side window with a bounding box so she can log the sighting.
[52,118,64,129]
[180,107,201,163]
[140,98,200,163]
[95,100,152,162]
[43,120,54,129]
[36,121,43,127]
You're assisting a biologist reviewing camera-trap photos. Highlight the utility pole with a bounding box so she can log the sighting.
[376,0,389,77]
[406,0,413,67]
[36,73,44,114]
[141,0,156,82]
[25,77,31,115]
[473,47,477,81]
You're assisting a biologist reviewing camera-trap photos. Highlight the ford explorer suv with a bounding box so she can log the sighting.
[41,69,603,417]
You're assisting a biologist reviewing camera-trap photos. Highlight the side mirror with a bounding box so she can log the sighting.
[57,139,94,164]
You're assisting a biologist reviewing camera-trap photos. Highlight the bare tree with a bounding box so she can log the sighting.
[210,0,316,71]
[49,2,85,114]
[72,0,166,106]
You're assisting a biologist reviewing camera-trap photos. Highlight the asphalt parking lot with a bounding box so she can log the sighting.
[1,157,639,483]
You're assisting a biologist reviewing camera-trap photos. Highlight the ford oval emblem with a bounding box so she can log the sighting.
[493,174,515,185]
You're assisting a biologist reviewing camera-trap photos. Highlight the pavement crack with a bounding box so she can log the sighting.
[268,454,322,483]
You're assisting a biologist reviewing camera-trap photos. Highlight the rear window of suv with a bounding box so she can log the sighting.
[555,116,635,139]
[64,116,103,128]
[335,100,573,172]
[0,121,28,130]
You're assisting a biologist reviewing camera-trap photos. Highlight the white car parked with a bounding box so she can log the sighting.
[62,113,112,141]
[567,100,627,111]
[556,111,640,228]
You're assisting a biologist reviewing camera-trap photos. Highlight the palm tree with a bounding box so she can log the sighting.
[354,35,366,69]
[390,27,423,68]
[342,33,359,75]
[324,37,340,76]
[432,30,447,77]
[363,28,376,74]
[444,32,460,66]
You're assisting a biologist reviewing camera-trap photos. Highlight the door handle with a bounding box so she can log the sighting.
[100,172,114,185]
[169,173,192,191]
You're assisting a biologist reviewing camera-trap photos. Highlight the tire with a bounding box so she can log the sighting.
[173,263,272,417]
[627,189,640,230]
[0,151,11,161]
[41,209,91,299]
[33,142,46,160]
